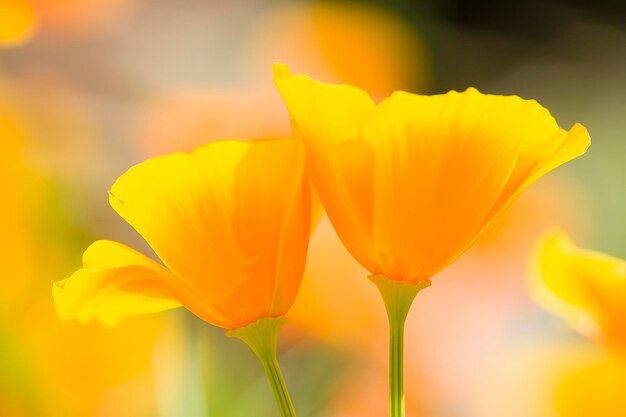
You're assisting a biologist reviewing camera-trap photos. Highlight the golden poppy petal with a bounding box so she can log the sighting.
[53,240,181,326]
[109,138,310,328]
[530,229,626,348]
[273,63,379,271]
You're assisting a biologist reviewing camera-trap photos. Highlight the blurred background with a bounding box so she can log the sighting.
[1,0,625,416]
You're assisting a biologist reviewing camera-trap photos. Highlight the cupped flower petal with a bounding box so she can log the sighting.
[362,89,589,280]
[53,240,181,327]
[273,63,378,272]
[530,230,626,351]
[274,64,590,283]
[63,138,313,329]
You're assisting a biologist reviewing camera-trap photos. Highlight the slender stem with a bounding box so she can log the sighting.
[258,349,296,417]
[389,309,406,417]
[370,275,431,417]
[227,317,297,417]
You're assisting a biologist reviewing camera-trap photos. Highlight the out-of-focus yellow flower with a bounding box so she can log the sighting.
[274,64,590,285]
[554,351,626,417]
[54,138,313,330]
[0,0,37,47]
[1,90,163,417]
[22,310,163,417]
[0,99,33,306]
[472,342,626,417]
[531,230,626,351]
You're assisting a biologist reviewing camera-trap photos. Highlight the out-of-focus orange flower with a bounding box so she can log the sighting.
[54,138,314,329]
[0,0,37,47]
[274,64,590,285]
[245,2,428,99]
[531,230,626,353]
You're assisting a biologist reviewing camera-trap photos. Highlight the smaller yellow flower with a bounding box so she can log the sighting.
[274,63,591,417]
[530,230,626,352]
[54,138,314,330]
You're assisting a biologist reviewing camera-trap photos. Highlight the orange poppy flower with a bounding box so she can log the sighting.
[531,230,626,353]
[273,63,590,285]
[274,64,589,417]
[53,138,313,330]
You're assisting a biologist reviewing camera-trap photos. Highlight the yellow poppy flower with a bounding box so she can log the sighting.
[53,138,313,330]
[531,230,626,352]
[274,63,589,417]
[273,63,590,285]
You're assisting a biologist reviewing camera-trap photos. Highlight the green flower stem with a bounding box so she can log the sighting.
[370,275,431,417]
[227,317,297,417]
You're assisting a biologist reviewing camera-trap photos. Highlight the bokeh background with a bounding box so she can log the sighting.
[1,0,625,416]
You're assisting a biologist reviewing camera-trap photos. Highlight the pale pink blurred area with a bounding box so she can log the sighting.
[398,178,591,413]
[287,216,387,347]
[134,86,290,158]
[470,342,594,417]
